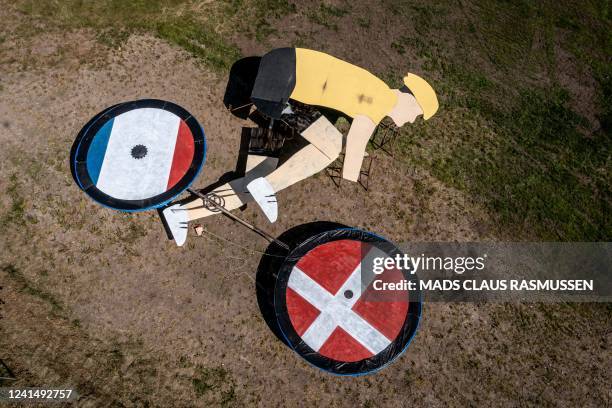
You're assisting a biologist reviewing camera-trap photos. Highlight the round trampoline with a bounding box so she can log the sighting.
[72,99,206,211]
[274,228,421,375]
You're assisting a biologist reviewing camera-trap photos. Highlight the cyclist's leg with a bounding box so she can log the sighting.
[162,154,278,245]
[268,116,343,190]
[246,116,342,222]
[182,155,278,219]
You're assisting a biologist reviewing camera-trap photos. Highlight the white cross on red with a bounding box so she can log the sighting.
[286,240,409,362]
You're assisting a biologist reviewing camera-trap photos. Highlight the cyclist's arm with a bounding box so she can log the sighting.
[342,115,377,182]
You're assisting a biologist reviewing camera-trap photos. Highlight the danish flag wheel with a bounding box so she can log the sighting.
[274,229,421,375]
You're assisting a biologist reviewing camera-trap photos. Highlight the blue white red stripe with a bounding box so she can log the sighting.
[85,108,194,200]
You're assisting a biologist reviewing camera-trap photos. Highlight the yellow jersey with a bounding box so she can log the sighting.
[291,48,398,124]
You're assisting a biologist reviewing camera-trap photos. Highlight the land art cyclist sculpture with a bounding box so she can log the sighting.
[161,47,439,246]
[70,47,438,375]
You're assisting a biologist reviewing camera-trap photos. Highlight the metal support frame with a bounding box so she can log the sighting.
[325,153,374,191]
[370,121,400,157]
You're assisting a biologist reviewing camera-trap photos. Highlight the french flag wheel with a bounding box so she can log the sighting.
[72,99,206,211]
[274,229,422,375]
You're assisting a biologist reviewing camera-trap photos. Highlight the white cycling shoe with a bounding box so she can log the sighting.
[162,203,189,246]
[246,177,278,223]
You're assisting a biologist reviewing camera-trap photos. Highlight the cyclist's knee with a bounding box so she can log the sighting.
[301,116,342,161]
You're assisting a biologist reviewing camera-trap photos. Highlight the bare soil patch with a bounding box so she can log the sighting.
[1,4,610,407]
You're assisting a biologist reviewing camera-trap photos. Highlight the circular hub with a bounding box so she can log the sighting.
[131,144,148,159]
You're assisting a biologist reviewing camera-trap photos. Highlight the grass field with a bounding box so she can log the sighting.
[0,0,610,406]
[12,0,611,240]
